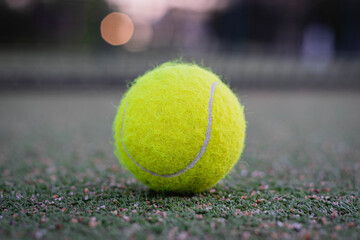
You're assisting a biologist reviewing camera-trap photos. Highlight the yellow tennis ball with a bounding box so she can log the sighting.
[113,62,246,193]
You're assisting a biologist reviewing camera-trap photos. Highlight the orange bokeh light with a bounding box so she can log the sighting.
[100,12,134,46]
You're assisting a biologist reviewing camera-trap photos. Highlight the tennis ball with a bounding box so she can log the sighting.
[113,62,246,193]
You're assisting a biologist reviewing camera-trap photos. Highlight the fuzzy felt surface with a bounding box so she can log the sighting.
[113,62,246,193]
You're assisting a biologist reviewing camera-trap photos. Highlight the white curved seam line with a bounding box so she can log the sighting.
[121,81,218,178]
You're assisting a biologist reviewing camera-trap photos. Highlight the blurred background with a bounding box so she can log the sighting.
[1,0,359,89]
[0,0,360,210]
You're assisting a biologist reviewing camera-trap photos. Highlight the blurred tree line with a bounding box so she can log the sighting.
[0,0,110,48]
[211,0,360,55]
[0,0,359,56]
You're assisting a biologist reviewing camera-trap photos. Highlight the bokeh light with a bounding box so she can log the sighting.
[106,0,226,24]
[124,24,153,52]
[5,0,33,10]
[104,0,227,51]
[100,12,134,46]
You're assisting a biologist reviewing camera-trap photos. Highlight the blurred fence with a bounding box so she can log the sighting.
[0,50,359,90]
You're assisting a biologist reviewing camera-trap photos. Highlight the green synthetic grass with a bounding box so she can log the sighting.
[0,90,359,239]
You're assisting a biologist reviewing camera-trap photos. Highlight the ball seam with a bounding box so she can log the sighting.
[121,81,218,178]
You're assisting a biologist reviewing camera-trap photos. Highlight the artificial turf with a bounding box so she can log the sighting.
[0,90,359,239]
